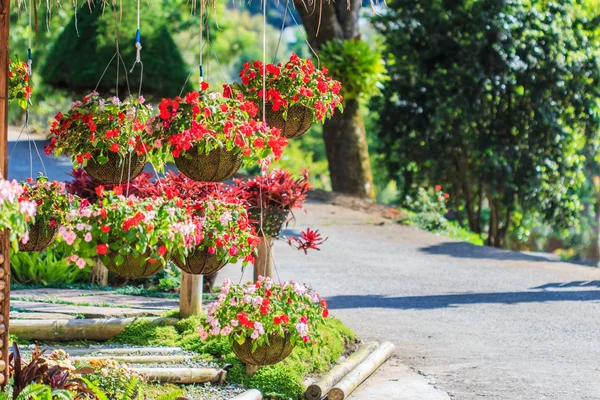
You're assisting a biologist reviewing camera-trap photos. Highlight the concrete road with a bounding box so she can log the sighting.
[220,201,600,399]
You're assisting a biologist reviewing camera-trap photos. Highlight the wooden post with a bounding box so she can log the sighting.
[0,0,11,386]
[179,272,202,318]
[253,235,274,282]
[91,259,109,286]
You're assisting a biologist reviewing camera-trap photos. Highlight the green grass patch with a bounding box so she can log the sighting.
[110,316,356,399]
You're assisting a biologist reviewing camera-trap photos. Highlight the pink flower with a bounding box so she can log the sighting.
[197,327,209,340]
[84,232,93,242]
[251,330,259,339]
[76,258,86,269]
[20,231,29,245]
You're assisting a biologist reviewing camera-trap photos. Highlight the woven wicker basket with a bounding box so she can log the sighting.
[84,151,146,185]
[232,333,295,366]
[18,221,58,252]
[172,248,227,275]
[104,251,164,279]
[265,103,313,139]
[248,207,289,238]
[175,147,242,183]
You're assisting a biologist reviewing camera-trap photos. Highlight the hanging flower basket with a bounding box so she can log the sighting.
[45,93,156,179]
[232,333,295,366]
[19,220,58,252]
[175,147,242,183]
[0,179,37,245]
[104,250,164,279]
[18,177,72,252]
[172,248,227,275]
[264,103,313,139]
[248,207,289,238]
[149,87,288,183]
[198,277,330,368]
[84,151,146,185]
[238,54,343,139]
[59,191,197,274]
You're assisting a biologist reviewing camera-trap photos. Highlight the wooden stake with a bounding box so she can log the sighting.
[0,0,11,385]
[179,271,202,317]
[327,342,396,400]
[91,259,109,286]
[304,341,380,400]
[229,389,263,400]
[254,235,274,281]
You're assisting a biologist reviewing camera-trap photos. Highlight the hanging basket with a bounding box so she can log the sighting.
[84,152,146,185]
[248,207,290,238]
[104,251,164,279]
[175,147,242,183]
[232,333,295,366]
[18,220,58,252]
[265,103,313,139]
[172,248,227,275]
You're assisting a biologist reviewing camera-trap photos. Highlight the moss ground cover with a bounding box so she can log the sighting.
[110,315,356,399]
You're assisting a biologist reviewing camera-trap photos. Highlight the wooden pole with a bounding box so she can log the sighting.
[179,271,202,318]
[253,235,274,281]
[328,342,396,400]
[91,259,109,286]
[0,0,11,385]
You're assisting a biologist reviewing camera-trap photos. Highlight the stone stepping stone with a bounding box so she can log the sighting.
[10,311,75,320]
[11,300,167,318]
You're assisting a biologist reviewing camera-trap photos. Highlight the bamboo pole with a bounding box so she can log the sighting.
[179,271,202,317]
[0,0,11,385]
[51,346,182,355]
[254,236,274,281]
[327,342,396,400]
[304,341,380,400]
[10,317,177,341]
[130,367,225,384]
[229,389,263,400]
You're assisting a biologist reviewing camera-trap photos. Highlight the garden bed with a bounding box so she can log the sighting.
[10,309,357,399]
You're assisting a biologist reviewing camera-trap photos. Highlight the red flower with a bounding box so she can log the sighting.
[109,143,120,153]
[435,185,442,191]
[443,193,450,199]
[100,225,110,233]
[322,308,329,318]
[280,314,290,324]
[95,185,105,198]
[158,245,167,256]
[96,244,108,255]
[208,246,216,255]
[273,316,282,325]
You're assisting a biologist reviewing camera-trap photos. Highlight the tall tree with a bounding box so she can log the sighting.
[374,0,600,247]
[293,0,375,199]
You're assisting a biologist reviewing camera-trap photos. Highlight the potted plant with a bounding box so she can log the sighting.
[231,169,311,238]
[150,86,288,182]
[171,197,260,275]
[237,53,343,139]
[59,190,197,278]
[8,58,32,109]
[197,276,329,370]
[18,176,73,252]
[0,177,37,247]
[44,93,154,184]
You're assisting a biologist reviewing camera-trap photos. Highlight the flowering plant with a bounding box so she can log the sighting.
[198,276,329,348]
[21,176,73,227]
[150,86,288,167]
[238,53,343,122]
[0,178,37,245]
[404,185,449,232]
[231,169,311,211]
[44,93,154,167]
[179,198,260,266]
[59,191,198,269]
[8,58,32,109]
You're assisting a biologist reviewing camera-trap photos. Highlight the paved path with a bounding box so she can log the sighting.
[219,201,600,400]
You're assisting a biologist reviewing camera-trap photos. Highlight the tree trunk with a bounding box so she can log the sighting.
[323,100,374,198]
[293,0,374,199]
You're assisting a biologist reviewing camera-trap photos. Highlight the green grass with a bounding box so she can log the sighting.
[400,210,484,246]
[109,316,356,399]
